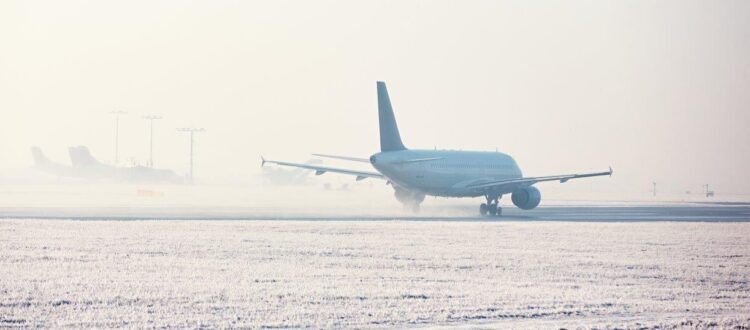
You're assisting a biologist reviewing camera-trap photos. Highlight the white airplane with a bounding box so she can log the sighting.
[263,81,612,216]
[31,146,182,184]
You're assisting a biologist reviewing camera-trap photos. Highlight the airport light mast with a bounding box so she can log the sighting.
[177,127,205,184]
[109,110,127,164]
[704,184,715,197]
[142,115,163,167]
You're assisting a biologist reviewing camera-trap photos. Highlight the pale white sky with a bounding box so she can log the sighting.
[1,0,749,196]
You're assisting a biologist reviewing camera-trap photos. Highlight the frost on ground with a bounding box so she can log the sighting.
[0,220,749,328]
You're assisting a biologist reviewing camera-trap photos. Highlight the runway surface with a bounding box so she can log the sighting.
[1,204,750,221]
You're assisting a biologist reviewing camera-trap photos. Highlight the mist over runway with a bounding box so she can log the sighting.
[2,205,749,222]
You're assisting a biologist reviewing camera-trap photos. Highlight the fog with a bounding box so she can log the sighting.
[2,0,749,204]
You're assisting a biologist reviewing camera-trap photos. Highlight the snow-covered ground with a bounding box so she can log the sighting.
[1,220,748,328]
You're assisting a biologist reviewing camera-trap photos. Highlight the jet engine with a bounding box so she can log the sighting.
[511,186,541,210]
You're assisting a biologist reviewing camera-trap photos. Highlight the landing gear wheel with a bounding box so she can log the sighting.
[479,203,488,216]
[488,203,498,216]
[495,206,502,217]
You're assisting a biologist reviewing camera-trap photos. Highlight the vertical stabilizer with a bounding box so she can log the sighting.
[69,146,102,168]
[377,81,407,152]
[31,147,51,167]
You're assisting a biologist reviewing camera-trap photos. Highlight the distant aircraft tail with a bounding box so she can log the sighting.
[68,146,102,168]
[31,147,51,167]
[377,81,407,152]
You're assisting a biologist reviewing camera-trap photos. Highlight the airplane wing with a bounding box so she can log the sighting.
[262,157,385,181]
[467,167,613,193]
[311,153,371,163]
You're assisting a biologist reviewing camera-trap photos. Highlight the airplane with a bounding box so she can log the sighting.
[68,146,183,183]
[31,146,183,184]
[262,81,612,216]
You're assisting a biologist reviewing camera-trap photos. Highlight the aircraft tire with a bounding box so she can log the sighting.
[480,203,488,216]
[488,203,498,216]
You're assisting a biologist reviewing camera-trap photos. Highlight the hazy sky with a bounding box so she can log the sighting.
[2,0,749,196]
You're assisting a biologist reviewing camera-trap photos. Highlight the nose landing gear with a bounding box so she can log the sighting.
[480,195,502,217]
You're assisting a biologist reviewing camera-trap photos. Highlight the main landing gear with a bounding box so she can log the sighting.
[479,195,502,217]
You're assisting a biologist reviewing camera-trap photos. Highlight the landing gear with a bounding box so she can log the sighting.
[480,195,502,217]
[488,203,498,216]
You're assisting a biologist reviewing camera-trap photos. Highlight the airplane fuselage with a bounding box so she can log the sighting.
[370,149,523,197]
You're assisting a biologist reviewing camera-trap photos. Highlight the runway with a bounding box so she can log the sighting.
[1,204,750,222]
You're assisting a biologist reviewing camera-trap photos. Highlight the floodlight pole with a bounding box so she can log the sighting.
[109,110,127,164]
[142,115,163,167]
[177,128,205,184]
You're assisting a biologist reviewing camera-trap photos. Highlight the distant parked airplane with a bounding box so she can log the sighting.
[32,146,183,184]
[263,82,612,216]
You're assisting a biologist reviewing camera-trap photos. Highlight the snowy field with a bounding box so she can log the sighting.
[1,219,749,328]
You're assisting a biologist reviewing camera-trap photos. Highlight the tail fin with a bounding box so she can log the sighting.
[377,81,407,152]
[69,146,101,168]
[31,147,51,167]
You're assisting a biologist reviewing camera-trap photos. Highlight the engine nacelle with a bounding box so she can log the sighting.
[511,186,541,210]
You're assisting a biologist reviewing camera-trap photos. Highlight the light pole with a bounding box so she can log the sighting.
[177,127,205,183]
[142,115,163,167]
[109,110,127,164]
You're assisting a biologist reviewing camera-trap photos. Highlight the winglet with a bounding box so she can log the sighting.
[261,156,266,167]
[609,166,613,177]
